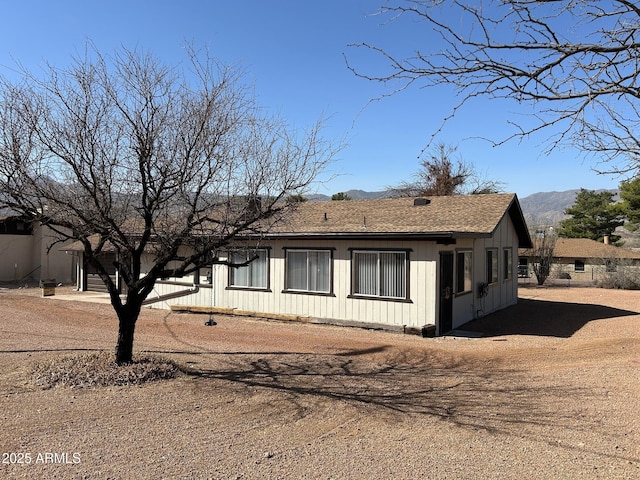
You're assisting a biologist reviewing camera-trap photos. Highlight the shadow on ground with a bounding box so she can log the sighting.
[181,348,568,424]
[177,348,638,464]
[462,298,639,338]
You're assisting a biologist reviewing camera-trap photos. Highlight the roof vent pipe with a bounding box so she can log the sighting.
[414,198,431,206]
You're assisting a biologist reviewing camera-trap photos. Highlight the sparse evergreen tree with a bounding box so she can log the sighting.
[286,194,308,203]
[331,192,352,201]
[619,177,640,231]
[557,189,624,242]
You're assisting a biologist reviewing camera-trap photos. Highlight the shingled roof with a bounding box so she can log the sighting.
[61,194,533,251]
[269,193,532,247]
[552,238,640,260]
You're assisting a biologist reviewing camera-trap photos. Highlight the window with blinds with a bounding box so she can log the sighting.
[229,249,268,289]
[352,250,407,299]
[285,249,332,293]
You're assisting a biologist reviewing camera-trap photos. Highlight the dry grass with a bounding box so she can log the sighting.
[30,352,178,389]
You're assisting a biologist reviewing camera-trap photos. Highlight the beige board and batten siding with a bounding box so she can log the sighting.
[439,211,520,329]
[150,237,438,330]
[146,194,529,333]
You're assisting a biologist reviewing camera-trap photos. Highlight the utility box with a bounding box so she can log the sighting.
[421,324,436,338]
[41,280,56,297]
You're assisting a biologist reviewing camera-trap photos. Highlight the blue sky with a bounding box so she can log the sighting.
[0,0,625,198]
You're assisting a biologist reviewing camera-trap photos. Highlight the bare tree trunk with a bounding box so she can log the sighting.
[114,302,142,364]
[115,317,135,364]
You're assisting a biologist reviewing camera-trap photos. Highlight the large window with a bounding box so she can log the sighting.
[486,249,498,284]
[229,249,269,289]
[574,260,585,272]
[456,250,473,293]
[352,250,407,299]
[285,249,332,294]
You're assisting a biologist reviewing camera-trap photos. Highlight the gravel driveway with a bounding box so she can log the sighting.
[0,285,638,479]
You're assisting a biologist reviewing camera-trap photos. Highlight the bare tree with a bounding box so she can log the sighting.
[0,45,335,364]
[528,228,557,286]
[347,1,640,176]
[389,142,502,196]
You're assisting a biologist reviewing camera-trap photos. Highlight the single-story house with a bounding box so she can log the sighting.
[122,193,531,336]
[0,209,75,285]
[519,237,640,283]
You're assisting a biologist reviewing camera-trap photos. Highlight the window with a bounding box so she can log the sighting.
[285,249,332,293]
[574,260,585,272]
[486,249,498,284]
[159,258,195,284]
[503,248,513,281]
[518,258,529,278]
[456,250,472,293]
[199,267,212,285]
[229,249,268,289]
[352,250,407,299]
[605,259,617,273]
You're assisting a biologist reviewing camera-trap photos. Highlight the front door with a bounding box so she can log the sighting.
[438,252,454,335]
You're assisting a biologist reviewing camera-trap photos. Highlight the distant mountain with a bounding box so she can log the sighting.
[306,187,640,249]
[519,189,640,250]
[309,188,620,229]
[518,190,579,227]
[308,189,391,202]
[519,189,618,227]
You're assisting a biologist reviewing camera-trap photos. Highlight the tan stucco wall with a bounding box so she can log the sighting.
[0,224,75,284]
[0,234,35,282]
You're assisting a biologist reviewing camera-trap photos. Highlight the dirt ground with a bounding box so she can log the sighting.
[0,285,639,479]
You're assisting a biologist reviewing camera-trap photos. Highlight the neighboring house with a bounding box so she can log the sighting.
[60,235,120,293]
[124,193,531,336]
[0,210,75,285]
[519,237,640,283]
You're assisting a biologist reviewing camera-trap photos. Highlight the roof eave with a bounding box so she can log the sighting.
[503,195,533,249]
[259,231,491,241]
